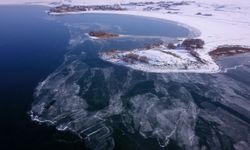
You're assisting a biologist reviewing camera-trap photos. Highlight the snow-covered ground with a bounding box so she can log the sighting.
[100,46,219,73]
[90,0,250,73]
[2,0,250,73]
[3,0,250,47]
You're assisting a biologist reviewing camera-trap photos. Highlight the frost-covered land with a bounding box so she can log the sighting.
[2,1,250,72]
[46,0,250,73]
[99,39,220,73]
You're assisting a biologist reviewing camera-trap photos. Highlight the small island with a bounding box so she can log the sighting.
[88,31,119,39]
[209,45,250,59]
[99,39,221,73]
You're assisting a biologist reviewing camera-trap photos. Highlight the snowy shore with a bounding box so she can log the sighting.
[49,1,250,73]
[3,0,250,46]
[3,0,250,73]
[2,0,250,46]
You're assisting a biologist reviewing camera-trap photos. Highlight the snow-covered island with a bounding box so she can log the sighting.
[99,39,221,73]
[37,0,250,73]
[100,40,250,73]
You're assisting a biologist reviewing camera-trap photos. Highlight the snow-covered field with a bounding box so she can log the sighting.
[3,0,250,73]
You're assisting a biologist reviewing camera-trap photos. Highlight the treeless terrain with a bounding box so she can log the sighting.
[209,45,250,59]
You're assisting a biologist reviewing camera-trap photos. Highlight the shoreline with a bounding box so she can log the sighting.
[49,10,201,39]
[83,10,220,73]
[10,3,250,149]
[1,1,250,49]
[47,10,240,73]
[2,2,250,73]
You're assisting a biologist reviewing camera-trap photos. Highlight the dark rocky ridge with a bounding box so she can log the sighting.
[89,31,119,39]
[209,45,250,59]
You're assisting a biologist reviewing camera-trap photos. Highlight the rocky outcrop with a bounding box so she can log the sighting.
[209,45,250,59]
[89,31,119,39]
[181,39,205,50]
